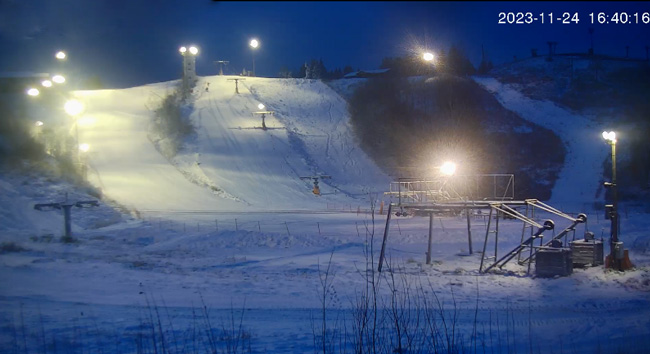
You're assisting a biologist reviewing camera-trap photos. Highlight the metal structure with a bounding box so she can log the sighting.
[34,195,99,238]
[378,173,589,275]
[300,175,331,196]
[227,78,245,94]
[215,60,229,76]
[385,174,515,205]
[179,46,198,97]
[252,110,274,130]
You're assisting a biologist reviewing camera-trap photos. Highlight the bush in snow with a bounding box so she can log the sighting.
[149,90,195,159]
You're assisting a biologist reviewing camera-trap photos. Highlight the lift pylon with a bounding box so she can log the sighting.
[300,175,331,195]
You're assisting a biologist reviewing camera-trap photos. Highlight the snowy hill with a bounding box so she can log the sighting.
[2,72,650,354]
[473,76,608,210]
[72,76,390,214]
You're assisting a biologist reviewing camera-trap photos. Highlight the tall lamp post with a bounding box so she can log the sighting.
[602,130,624,270]
[179,45,199,97]
[249,39,259,77]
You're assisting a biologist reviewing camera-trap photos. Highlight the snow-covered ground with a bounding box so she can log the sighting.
[472,76,608,211]
[1,75,649,353]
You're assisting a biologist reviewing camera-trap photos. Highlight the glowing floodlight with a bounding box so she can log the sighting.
[249,39,259,49]
[55,51,66,60]
[35,121,44,126]
[440,161,457,176]
[79,143,90,152]
[64,99,84,117]
[423,52,435,61]
[258,103,265,110]
[602,131,616,143]
[189,46,199,55]
[179,46,187,54]
[41,80,53,88]
[27,88,40,96]
[52,75,66,84]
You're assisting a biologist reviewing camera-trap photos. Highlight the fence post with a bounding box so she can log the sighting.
[317,222,321,235]
[285,222,291,236]
[235,219,238,231]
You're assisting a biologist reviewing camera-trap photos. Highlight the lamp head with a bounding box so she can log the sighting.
[440,161,457,176]
[64,99,84,117]
[602,131,617,144]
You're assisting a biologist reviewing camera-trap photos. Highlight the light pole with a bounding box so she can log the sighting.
[179,45,199,97]
[249,39,259,76]
[602,130,621,270]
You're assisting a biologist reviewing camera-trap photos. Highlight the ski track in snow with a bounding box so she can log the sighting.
[473,77,608,211]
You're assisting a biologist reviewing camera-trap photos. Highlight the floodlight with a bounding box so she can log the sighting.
[55,51,66,60]
[35,121,44,126]
[440,161,457,176]
[52,75,66,84]
[258,103,265,110]
[79,143,90,152]
[41,80,53,88]
[189,46,198,55]
[179,46,187,54]
[602,131,616,143]
[250,39,259,49]
[64,99,84,117]
[27,88,40,96]
[423,52,434,61]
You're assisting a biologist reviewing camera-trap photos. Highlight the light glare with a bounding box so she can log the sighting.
[41,80,53,88]
[52,75,65,84]
[423,52,434,61]
[258,103,265,110]
[440,161,457,176]
[27,88,40,96]
[55,51,66,60]
[602,131,616,143]
[79,143,90,152]
[35,121,44,126]
[64,99,84,117]
[250,39,259,49]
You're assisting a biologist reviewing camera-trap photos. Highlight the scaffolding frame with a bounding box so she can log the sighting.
[377,199,588,275]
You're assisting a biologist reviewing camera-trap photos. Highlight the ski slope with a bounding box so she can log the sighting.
[2,75,650,354]
[473,76,607,210]
[73,76,390,214]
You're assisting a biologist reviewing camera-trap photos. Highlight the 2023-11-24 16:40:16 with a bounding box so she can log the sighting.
[498,12,650,25]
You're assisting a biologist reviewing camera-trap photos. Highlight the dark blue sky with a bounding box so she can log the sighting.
[1,1,648,88]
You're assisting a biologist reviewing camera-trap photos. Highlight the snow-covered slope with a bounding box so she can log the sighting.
[73,76,390,213]
[473,76,608,210]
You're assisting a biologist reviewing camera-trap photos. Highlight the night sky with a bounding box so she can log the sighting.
[1,1,648,88]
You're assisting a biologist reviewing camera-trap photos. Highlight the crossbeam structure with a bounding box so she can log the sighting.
[385,174,515,206]
[34,197,99,238]
[377,199,588,275]
[227,78,245,94]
